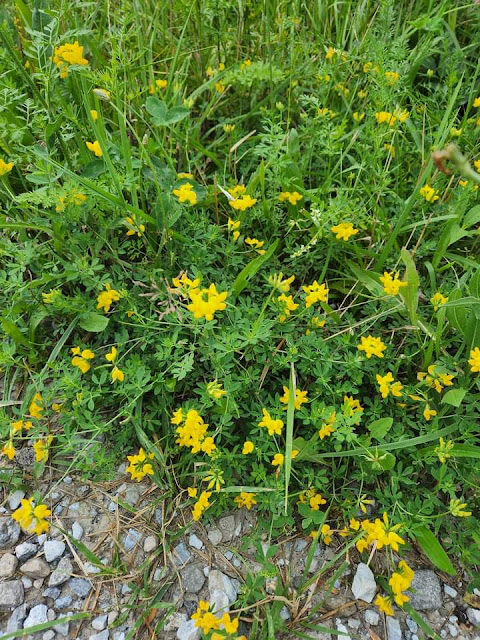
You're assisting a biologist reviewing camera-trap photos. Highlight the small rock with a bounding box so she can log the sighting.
[6,603,27,632]
[407,570,442,611]
[207,528,222,546]
[85,562,102,575]
[189,534,204,550]
[0,519,21,549]
[33,578,45,589]
[113,634,125,640]
[208,570,238,604]
[365,609,380,626]
[352,562,376,603]
[184,600,197,617]
[108,611,119,625]
[165,612,187,631]
[181,564,205,594]
[55,612,72,636]
[0,552,18,578]
[15,541,38,561]
[37,534,47,545]
[467,607,480,627]
[69,577,92,597]
[144,535,158,553]
[173,542,192,566]
[218,515,236,542]
[24,603,48,628]
[72,522,84,540]
[20,557,51,578]
[336,620,352,640]
[48,557,73,586]
[21,576,32,588]
[8,490,25,510]
[210,589,229,614]
[43,631,56,640]
[0,579,24,610]
[224,551,233,560]
[43,587,61,599]
[444,584,458,598]
[203,567,209,576]
[124,486,141,506]
[406,617,418,633]
[123,528,142,551]
[448,624,459,637]
[92,614,108,630]
[55,595,73,608]
[280,605,290,621]
[63,476,73,484]
[47,608,56,621]
[177,618,201,640]
[386,617,402,640]
[348,619,360,629]
[154,508,163,526]
[44,540,66,562]
[89,630,109,640]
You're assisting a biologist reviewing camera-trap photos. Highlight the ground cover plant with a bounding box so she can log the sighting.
[0,0,479,637]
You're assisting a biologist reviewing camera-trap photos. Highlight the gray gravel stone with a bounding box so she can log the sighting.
[467,607,480,627]
[336,620,352,640]
[21,576,32,588]
[72,522,84,540]
[124,486,141,506]
[43,586,61,599]
[444,584,458,598]
[55,595,73,608]
[386,617,402,640]
[0,519,21,549]
[189,534,204,550]
[123,528,142,551]
[173,542,192,566]
[33,577,44,589]
[69,577,92,597]
[207,528,222,545]
[154,508,163,526]
[89,630,109,640]
[0,579,24,610]
[63,476,73,484]
[20,556,51,578]
[406,617,418,633]
[0,552,18,578]
[218,515,236,542]
[210,589,229,614]
[181,564,205,594]
[92,614,108,630]
[177,618,202,640]
[351,562,376,603]
[143,535,158,552]
[8,490,25,510]
[208,569,238,605]
[15,541,37,560]
[6,603,27,632]
[165,612,187,631]
[364,609,380,626]
[24,603,48,628]
[55,612,72,636]
[43,631,55,640]
[448,624,459,637]
[408,570,442,611]
[48,557,73,586]
[44,540,66,562]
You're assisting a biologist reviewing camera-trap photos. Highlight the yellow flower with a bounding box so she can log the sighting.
[474,97,480,108]
[325,47,335,60]
[90,109,98,121]
[51,403,62,412]
[223,124,235,133]
[214,81,225,93]
[12,498,52,535]
[343,395,363,416]
[204,468,224,491]
[105,346,117,362]
[242,441,254,454]
[449,498,471,517]
[385,71,400,85]
[468,347,480,372]
[417,365,455,392]
[277,294,298,321]
[192,491,212,521]
[0,158,14,176]
[419,184,439,202]
[331,222,359,240]
[111,367,124,383]
[423,405,437,421]
[187,284,228,321]
[173,182,197,204]
[228,218,241,232]
[309,493,327,510]
[349,517,361,531]
[317,107,336,118]
[86,140,103,157]
[384,143,395,158]
[451,127,462,138]
[11,420,32,433]
[187,487,198,498]
[33,436,53,463]
[259,408,284,436]
[97,284,121,313]
[353,112,365,122]
[434,437,454,463]
[192,601,221,634]
[245,237,265,251]
[375,111,396,126]
[280,386,309,410]
[380,271,407,296]
[156,79,168,89]
[71,346,95,373]
[268,273,295,292]
[178,172,194,179]
[357,335,386,359]
[72,192,86,205]
[319,411,336,439]
[201,436,216,456]
[431,292,448,309]
[240,59,252,69]
[171,408,184,425]
[363,62,378,73]
[126,448,155,481]
[206,380,227,399]
[302,281,329,308]
[234,492,257,510]
[2,441,16,460]
[229,195,257,211]
[52,41,88,78]
[375,594,394,617]
[321,524,333,544]
[279,191,303,205]
[272,453,284,466]
[29,393,44,419]
[376,372,403,398]
[389,560,414,595]
[125,214,146,237]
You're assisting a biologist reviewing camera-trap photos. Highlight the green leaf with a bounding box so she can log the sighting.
[1,317,30,347]
[146,97,168,125]
[446,288,468,333]
[231,239,279,299]
[413,525,456,575]
[441,388,466,407]
[463,205,480,229]
[468,270,480,299]
[165,106,190,124]
[368,417,393,440]
[400,248,419,324]
[403,603,441,640]
[78,313,110,333]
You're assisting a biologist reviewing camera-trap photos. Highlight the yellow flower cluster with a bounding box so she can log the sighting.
[417,364,454,393]
[124,214,145,237]
[357,335,387,359]
[52,41,88,78]
[430,292,448,309]
[173,182,197,204]
[258,408,284,436]
[280,386,309,410]
[228,217,241,242]
[375,109,409,126]
[97,284,121,313]
[380,271,407,296]
[319,411,336,439]
[419,184,439,202]
[376,372,403,398]
[12,498,51,535]
[126,448,155,481]
[302,281,329,308]
[356,512,405,553]
[279,191,303,205]
[71,346,95,373]
[172,408,216,455]
[375,560,415,615]
[331,222,359,240]
[234,492,257,510]
[0,158,14,176]
[34,436,53,463]
[229,194,257,211]
[187,283,228,321]
[245,237,265,252]
[29,392,44,419]
[192,601,241,638]
[192,491,212,521]
[148,78,168,94]
[56,192,86,212]
[277,294,298,321]
[86,140,103,157]
[468,347,480,372]
[344,395,363,416]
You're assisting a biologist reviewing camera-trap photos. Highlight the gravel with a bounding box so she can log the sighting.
[20,557,51,578]
[15,541,37,561]
[188,534,204,550]
[386,617,402,640]
[69,577,92,597]
[0,519,21,549]
[173,542,192,566]
[181,564,205,594]
[0,552,18,578]
[351,562,376,603]
[7,490,25,511]
[176,618,202,640]
[407,570,442,611]
[0,579,24,609]
[467,607,480,627]
[24,603,49,628]
[207,528,222,545]
[44,540,66,562]
[48,557,73,587]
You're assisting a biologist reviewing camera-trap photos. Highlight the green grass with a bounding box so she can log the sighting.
[0,0,479,636]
